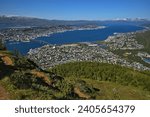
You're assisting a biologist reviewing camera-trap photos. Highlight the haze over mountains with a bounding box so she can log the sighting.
[0,16,150,29]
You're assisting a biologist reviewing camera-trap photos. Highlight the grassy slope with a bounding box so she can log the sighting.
[50,62,150,100]
[84,79,150,100]
[0,50,150,100]
[0,50,54,99]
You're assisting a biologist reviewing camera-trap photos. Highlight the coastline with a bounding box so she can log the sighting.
[5,25,145,55]
[2,25,106,42]
[31,26,107,40]
[105,26,149,42]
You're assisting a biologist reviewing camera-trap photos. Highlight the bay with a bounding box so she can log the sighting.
[5,25,144,55]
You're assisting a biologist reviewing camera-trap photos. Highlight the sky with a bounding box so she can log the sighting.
[0,0,150,20]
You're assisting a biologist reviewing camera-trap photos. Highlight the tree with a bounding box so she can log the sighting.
[0,39,6,50]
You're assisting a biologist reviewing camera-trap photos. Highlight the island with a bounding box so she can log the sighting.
[0,25,106,42]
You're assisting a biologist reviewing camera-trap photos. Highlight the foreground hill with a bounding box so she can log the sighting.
[0,49,150,99]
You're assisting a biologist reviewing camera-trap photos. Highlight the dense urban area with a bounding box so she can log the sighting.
[28,42,149,71]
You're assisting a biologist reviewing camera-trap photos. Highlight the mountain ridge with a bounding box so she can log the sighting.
[1,16,150,29]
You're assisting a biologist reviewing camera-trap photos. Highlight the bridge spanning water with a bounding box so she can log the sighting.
[5,25,144,55]
[31,39,49,45]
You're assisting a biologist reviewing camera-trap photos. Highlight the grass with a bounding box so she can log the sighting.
[1,48,150,100]
[83,79,150,100]
[136,30,150,53]
[1,75,150,100]
[50,61,150,99]
[0,77,53,100]
[0,82,10,99]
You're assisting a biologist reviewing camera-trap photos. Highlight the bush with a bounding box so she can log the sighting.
[10,71,33,89]
[51,62,150,91]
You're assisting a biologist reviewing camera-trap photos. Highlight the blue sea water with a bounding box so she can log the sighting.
[143,58,150,64]
[5,25,144,55]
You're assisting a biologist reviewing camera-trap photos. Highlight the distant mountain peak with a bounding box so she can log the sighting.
[112,18,149,21]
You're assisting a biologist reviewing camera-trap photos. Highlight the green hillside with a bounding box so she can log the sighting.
[49,62,150,99]
[0,37,150,99]
[136,30,150,53]
[0,49,150,100]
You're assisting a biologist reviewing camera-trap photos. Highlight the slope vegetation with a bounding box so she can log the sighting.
[0,49,150,99]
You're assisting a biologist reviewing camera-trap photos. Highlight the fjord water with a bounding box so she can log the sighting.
[5,25,144,55]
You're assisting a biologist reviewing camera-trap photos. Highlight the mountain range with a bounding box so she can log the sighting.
[0,16,150,29]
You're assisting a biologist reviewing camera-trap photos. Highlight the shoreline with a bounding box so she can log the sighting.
[3,25,106,42]
[5,25,146,55]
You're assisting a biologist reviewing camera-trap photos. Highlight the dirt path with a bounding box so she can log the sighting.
[0,85,9,100]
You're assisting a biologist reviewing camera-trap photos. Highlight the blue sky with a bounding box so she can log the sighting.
[0,0,150,20]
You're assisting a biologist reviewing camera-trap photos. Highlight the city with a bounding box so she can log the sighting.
[27,35,150,71]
